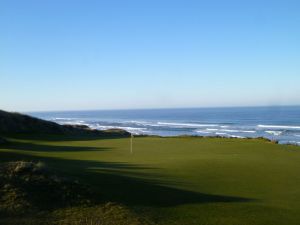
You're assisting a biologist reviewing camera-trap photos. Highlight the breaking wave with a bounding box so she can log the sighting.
[157,122,219,128]
[265,130,283,136]
[258,125,300,130]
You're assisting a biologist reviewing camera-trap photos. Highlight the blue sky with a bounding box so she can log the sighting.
[1,0,299,111]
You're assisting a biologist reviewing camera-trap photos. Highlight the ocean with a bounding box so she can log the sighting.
[29,106,300,145]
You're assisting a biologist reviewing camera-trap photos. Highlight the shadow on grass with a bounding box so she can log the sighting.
[85,169,254,207]
[2,133,127,142]
[0,140,255,208]
[2,141,111,152]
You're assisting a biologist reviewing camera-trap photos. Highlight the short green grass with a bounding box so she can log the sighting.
[1,135,300,225]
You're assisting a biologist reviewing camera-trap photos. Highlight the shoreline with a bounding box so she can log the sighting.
[28,107,300,146]
[63,122,300,147]
[60,123,300,147]
[117,129,300,147]
[133,133,281,143]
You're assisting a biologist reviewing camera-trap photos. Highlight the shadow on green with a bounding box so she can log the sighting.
[3,141,110,152]
[2,133,128,142]
[0,138,254,208]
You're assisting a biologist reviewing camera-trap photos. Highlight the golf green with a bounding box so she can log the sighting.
[1,135,300,225]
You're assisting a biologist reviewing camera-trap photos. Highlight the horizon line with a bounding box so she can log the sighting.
[23,104,300,114]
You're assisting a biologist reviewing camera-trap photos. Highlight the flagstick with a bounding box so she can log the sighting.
[130,133,133,154]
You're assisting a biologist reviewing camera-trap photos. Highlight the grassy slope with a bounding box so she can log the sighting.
[1,135,300,225]
[0,109,130,137]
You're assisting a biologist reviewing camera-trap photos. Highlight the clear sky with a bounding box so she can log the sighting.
[1,0,299,112]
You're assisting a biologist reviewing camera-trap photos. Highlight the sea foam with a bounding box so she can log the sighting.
[157,122,219,128]
[265,130,282,136]
[258,125,300,130]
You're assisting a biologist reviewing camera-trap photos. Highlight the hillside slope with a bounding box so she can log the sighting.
[0,110,130,137]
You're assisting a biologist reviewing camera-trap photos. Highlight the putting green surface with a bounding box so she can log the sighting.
[1,135,300,225]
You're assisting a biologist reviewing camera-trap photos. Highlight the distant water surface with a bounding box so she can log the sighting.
[29,106,300,145]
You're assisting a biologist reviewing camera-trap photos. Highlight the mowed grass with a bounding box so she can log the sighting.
[1,135,300,225]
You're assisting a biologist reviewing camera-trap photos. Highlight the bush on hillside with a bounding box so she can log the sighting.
[0,137,8,144]
[0,161,92,215]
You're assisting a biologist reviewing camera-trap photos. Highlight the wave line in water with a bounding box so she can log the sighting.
[265,130,282,136]
[258,125,300,130]
[157,122,219,128]
[195,130,212,134]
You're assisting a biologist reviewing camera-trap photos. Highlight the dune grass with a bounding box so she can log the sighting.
[1,134,300,224]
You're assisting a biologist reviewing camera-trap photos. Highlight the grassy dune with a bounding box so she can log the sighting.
[1,135,300,224]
